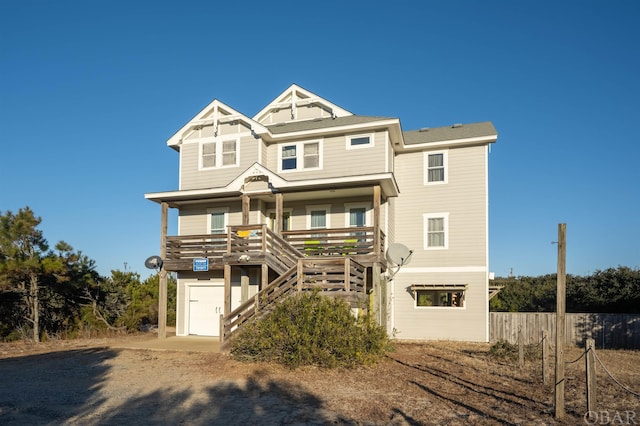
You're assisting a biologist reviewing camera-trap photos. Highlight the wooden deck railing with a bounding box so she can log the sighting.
[164,225,385,271]
[221,257,368,346]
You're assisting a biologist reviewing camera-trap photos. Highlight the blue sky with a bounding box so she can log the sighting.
[1,1,638,278]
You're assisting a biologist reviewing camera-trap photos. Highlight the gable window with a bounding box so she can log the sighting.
[279,141,322,172]
[411,284,466,308]
[424,151,448,184]
[423,213,449,249]
[201,138,239,169]
[346,133,374,150]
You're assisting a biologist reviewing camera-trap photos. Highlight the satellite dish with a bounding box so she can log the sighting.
[144,255,163,270]
[386,243,413,266]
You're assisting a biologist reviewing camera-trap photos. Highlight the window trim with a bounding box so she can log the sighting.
[278,140,323,172]
[266,208,293,231]
[412,284,467,309]
[206,208,229,234]
[346,133,374,150]
[343,202,371,228]
[423,212,449,250]
[424,150,448,185]
[199,137,240,170]
[305,204,331,229]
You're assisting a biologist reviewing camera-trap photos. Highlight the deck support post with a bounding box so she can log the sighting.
[275,193,283,237]
[373,186,381,260]
[158,202,168,339]
[242,194,250,225]
[224,264,231,315]
[241,268,249,303]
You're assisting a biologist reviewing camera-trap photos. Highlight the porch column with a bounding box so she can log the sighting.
[275,192,283,237]
[373,185,381,260]
[240,268,249,303]
[158,201,168,339]
[224,264,231,315]
[242,194,250,225]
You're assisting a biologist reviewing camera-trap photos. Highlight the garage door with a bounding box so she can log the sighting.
[188,285,224,336]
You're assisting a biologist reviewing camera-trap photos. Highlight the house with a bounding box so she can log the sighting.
[144,84,497,343]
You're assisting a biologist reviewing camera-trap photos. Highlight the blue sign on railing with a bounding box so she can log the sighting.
[193,258,209,271]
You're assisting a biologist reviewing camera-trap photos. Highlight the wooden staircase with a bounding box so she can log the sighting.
[221,226,368,347]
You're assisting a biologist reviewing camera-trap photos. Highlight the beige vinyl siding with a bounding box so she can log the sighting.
[392,271,487,341]
[393,145,487,267]
[296,105,332,121]
[178,203,243,235]
[266,130,388,181]
[180,133,260,190]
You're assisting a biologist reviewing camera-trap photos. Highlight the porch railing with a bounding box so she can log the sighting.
[164,225,385,270]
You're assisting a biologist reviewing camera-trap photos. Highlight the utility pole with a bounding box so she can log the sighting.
[554,223,567,418]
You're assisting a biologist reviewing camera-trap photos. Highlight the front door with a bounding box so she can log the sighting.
[188,285,224,336]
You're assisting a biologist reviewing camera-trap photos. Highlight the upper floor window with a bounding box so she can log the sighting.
[306,204,331,230]
[423,213,449,249]
[424,150,448,184]
[279,141,321,172]
[201,138,238,169]
[346,133,374,150]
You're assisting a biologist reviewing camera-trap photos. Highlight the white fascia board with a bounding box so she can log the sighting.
[144,171,399,205]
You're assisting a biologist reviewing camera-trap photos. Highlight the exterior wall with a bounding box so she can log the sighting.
[390,144,489,341]
[391,271,487,341]
[180,123,261,190]
[265,130,388,181]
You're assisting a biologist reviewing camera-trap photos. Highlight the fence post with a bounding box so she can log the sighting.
[542,330,549,384]
[586,338,596,413]
[518,326,524,368]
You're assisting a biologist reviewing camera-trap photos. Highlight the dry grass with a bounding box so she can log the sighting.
[1,337,638,424]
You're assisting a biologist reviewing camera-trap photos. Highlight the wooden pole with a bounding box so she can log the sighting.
[158,202,168,339]
[275,193,283,237]
[586,338,596,413]
[554,223,566,418]
[242,194,250,225]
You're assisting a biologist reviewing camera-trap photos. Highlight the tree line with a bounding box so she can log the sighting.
[490,266,640,313]
[0,207,176,342]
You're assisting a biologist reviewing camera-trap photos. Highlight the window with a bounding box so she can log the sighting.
[423,213,449,249]
[347,134,374,149]
[424,151,448,184]
[412,284,466,308]
[268,211,291,231]
[306,205,331,230]
[210,212,226,234]
[279,141,322,171]
[344,203,370,228]
[201,138,239,169]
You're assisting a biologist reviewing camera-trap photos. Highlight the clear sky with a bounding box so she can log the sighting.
[1,1,638,279]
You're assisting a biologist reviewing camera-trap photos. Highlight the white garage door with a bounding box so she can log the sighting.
[188,285,224,336]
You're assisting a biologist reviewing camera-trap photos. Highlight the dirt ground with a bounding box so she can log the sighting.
[0,334,638,425]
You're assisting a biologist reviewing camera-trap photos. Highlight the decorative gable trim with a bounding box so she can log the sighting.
[253,84,352,124]
[167,99,268,149]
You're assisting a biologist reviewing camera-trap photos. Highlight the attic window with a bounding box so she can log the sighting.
[411,284,467,308]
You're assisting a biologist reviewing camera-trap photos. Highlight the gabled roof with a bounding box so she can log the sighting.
[402,121,497,149]
[253,84,352,124]
[166,99,268,150]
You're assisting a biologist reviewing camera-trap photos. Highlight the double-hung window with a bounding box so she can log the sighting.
[201,138,238,169]
[280,141,321,172]
[209,210,227,234]
[424,151,447,184]
[423,213,449,249]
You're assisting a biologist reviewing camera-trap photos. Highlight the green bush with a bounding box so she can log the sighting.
[230,291,390,368]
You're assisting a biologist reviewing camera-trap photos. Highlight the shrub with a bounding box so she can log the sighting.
[230,291,390,368]
[488,339,541,362]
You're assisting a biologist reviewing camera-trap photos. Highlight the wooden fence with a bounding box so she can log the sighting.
[490,312,640,349]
